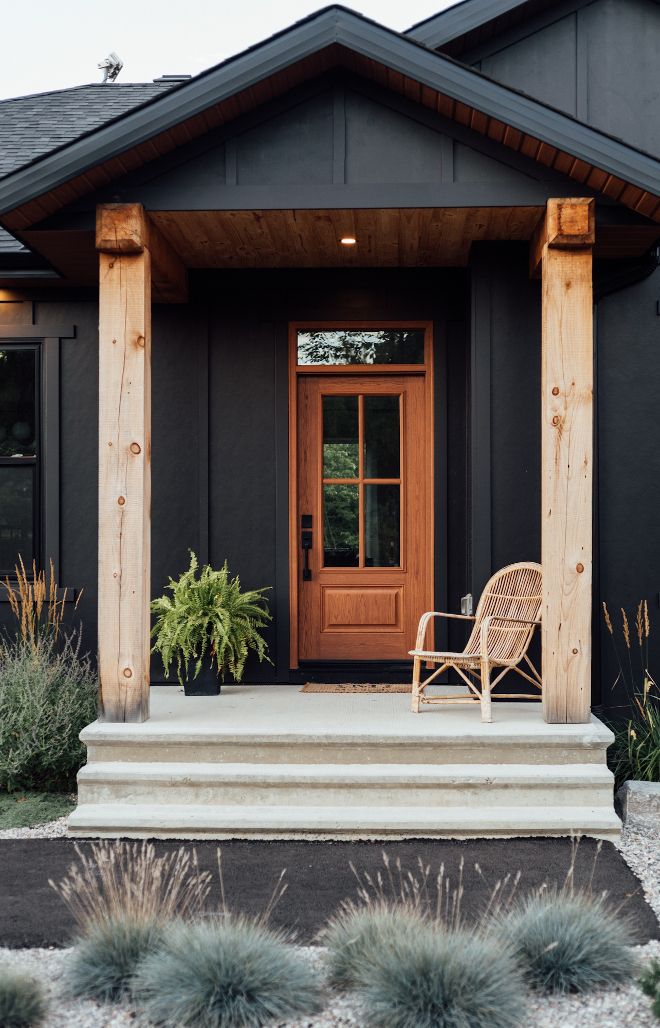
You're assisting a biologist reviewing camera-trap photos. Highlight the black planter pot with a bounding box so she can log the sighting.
[183,665,221,696]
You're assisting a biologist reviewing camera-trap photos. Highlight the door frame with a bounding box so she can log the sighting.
[288,320,435,668]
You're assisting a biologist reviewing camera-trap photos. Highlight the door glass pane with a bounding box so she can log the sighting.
[323,395,358,478]
[298,329,424,366]
[364,395,399,478]
[323,484,359,567]
[364,485,400,567]
[0,348,37,457]
[0,466,34,571]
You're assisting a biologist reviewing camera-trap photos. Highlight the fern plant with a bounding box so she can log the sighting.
[151,553,271,685]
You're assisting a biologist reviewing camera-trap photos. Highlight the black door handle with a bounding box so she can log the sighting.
[301,514,312,581]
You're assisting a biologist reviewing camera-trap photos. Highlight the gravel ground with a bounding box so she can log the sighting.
[0,813,658,1026]
[0,814,69,839]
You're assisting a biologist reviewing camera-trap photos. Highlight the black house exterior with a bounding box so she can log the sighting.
[0,0,659,726]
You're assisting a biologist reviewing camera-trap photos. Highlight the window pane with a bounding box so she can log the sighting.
[323,395,358,478]
[0,348,37,457]
[364,395,400,478]
[365,485,400,567]
[298,329,424,366]
[323,484,359,567]
[0,466,34,571]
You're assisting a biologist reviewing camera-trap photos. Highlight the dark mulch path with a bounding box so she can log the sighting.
[0,837,657,948]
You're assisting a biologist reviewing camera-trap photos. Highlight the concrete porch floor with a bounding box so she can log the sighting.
[69,686,620,841]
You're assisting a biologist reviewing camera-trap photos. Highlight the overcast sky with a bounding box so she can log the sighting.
[2,0,457,100]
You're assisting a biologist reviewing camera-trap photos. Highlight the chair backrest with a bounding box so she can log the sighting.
[465,562,542,663]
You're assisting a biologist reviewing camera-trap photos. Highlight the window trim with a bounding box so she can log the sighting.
[0,335,60,580]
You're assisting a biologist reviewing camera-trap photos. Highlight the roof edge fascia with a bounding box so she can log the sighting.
[1,5,659,218]
[406,0,529,48]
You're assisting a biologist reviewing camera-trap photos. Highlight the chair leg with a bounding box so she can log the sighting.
[411,656,422,713]
[480,658,492,723]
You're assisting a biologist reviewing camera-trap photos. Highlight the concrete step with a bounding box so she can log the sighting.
[67,802,622,841]
[81,719,614,766]
[77,761,615,809]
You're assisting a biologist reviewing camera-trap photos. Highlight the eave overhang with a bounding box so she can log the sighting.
[0,4,659,234]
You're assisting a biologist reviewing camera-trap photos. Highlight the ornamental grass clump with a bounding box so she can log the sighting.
[320,902,427,989]
[51,841,212,1003]
[151,552,272,685]
[495,890,638,994]
[602,599,660,787]
[66,916,165,1002]
[0,969,47,1028]
[358,925,525,1028]
[130,918,322,1028]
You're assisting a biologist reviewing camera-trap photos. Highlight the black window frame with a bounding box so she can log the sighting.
[0,342,42,577]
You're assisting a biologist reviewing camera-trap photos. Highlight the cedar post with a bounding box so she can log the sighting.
[96,203,152,722]
[531,198,595,724]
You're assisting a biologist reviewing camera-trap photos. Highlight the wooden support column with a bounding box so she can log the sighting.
[96,204,152,722]
[531,197,595,724]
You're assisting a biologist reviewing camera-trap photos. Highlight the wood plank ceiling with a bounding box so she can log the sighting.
[150,207,543,268]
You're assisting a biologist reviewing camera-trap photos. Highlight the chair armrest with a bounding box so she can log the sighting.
[414,610,475,651]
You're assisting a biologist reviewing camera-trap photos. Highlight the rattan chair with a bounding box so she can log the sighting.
[410,562,543,722]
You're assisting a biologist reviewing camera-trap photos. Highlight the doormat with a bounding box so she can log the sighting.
[301,683,410,693]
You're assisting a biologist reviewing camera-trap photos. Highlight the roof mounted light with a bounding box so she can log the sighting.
[340,236,357,246]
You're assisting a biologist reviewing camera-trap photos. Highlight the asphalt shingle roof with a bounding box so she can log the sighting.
[0,81,174,255]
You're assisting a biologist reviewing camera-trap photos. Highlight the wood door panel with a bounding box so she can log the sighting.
[322,587,402,631]
[296,372,433,662]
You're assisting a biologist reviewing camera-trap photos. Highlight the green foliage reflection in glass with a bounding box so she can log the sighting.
[323,396,358,478]
[297,330,424,365]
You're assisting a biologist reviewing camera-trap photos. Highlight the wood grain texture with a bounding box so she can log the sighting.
[97,208,151,723]
[151,207,541,269]
[530,197,595,277]
[540,200,593,724]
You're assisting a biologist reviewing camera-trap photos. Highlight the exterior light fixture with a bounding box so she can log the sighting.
[340,236,357,246]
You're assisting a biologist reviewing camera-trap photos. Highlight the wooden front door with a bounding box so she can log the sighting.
[295,374,433,661]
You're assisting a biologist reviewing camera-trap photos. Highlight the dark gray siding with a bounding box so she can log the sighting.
[470,0,660,158]
[596,265,660,712]
[0,270,469,683]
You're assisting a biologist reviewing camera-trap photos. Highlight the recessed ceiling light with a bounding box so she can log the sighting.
[340,236,357,246]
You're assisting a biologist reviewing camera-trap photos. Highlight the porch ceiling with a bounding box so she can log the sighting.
[150,206,541,268]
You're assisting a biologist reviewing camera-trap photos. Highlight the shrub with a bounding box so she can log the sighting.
[50,840,212,931]
[320,902,426,989]
[67,916,165,1002]
[0,969,46,1027]
[151,552,272,685]
[358,925,525,1028]
[131,918,321,1027]
[0,634,97,792]
[640,958,660,1019]
[495,892,638,994]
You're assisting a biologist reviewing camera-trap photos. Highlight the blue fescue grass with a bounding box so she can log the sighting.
[319,902,427,989]
[358,925,526,1028]
[130,917,322,1028]
[494,891,639,994]
[66,916,165,1002]
[0,970,46,1027]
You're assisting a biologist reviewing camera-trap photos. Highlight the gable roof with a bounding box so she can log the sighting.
[0,4,659,237]
[0,82,175,179]
[406,0,562,54]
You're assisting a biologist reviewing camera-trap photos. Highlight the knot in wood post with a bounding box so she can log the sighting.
[130,442,141,455]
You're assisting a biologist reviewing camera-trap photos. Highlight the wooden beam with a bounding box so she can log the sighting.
[530,196,595,278]
[97,203,187,302]
[147,215,188,303]
[97,204,151,722]
[540,198,594,724]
